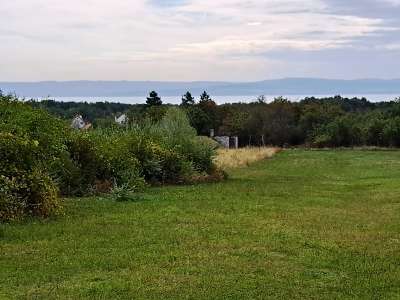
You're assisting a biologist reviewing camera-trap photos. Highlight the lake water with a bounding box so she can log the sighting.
[30,94,399,104]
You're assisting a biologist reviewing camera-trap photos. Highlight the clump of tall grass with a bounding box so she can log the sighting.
[215,147,280,169]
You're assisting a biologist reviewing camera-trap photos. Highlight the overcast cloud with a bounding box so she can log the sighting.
[0,0,399,81]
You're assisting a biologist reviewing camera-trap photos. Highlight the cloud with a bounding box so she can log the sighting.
[379,43,400,50]
[382,0,400,6]
[0,0,399,81]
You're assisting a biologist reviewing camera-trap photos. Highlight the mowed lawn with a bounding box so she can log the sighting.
[1,150,400,299]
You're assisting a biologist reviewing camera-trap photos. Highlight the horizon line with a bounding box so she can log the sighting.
[2,77,400,84]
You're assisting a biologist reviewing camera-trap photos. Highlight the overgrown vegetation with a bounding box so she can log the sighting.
[30,93,400,148]
[0,94,219,221]
[4,90,400,221]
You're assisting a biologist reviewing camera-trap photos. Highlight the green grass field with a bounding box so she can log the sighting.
[1,150,400,299]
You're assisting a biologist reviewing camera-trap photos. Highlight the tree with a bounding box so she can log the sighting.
[199,91,212,103]
[185,105,211,135]
[181,91,195,106]
[383,116,400,147]
[219,107,249,137]
[196,91,220,135]
[146,91,162,106]
[256,95,266,104]
[262,98,301,146]
[244,103,270,146]
[299,101,344,136]
[198,91,217,112]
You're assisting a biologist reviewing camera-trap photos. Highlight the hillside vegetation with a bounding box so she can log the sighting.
[0,94,220,221]
[1,150,399,299]
[30,93,400,148]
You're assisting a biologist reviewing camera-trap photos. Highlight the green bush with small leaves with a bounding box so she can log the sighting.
[0,96,219,221]
[0,133,61,221]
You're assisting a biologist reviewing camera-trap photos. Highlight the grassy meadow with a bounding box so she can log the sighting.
[1,149,400,299]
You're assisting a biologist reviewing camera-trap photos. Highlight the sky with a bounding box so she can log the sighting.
[1,0,400,81]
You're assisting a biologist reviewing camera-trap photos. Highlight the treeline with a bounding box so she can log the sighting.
[28,99,137,125]
[28,91,400,147]
[186,94,400,148]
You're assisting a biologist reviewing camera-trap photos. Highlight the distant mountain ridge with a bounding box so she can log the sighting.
[1,78,400,98]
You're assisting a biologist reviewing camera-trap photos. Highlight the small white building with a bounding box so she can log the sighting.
[71,115,91,130]
[115,114,128,125]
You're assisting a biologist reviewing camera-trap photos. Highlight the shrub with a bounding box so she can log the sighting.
[102,127,187,184]
[0,97,222,221]
[52,132,104,195]
[0,133,61,221]
[0,97,68,160]
[149,107,217,174]
[116,109,218,184]
[54,129,145,195]
[88,129,145,191]
[147,142,194,184]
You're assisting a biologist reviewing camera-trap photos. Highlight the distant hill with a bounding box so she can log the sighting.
[1,78,400,98]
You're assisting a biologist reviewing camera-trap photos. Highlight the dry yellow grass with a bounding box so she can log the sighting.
[215,147,281,169]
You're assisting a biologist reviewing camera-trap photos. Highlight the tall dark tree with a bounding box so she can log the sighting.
[196,91,219,135]
[263,97,301,146]
[199,91,212,103]
[181,91,195,106]
[146,91,162,106]
[185,105,211,135]
[198,91,217,111]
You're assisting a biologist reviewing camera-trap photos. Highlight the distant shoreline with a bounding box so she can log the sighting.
[22,94,399,105]
[2,78,400,100]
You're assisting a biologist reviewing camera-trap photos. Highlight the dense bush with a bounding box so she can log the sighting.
[0,133,60,221]
[53,132,107,195]
[148,108,217,173]
[58,113,217,193]
[0,96,218,221]
[0,96,68,159]
[99,108,217,185]
[88,129,145,189]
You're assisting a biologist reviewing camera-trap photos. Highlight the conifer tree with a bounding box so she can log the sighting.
[199,91,212,103]
[146,91,162,106]
[181,91,195,106]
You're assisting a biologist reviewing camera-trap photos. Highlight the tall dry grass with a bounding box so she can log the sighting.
[215,147,281,169]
